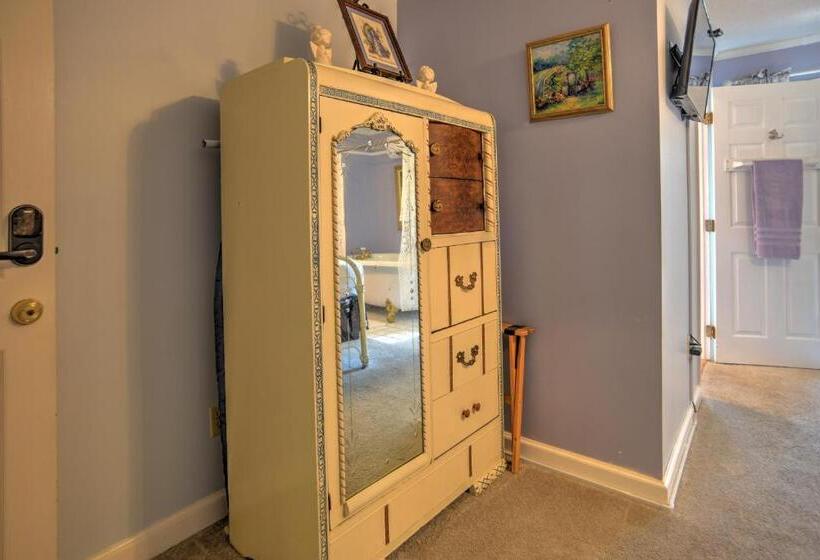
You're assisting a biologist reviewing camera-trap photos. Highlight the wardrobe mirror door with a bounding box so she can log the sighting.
[334,126,423,498]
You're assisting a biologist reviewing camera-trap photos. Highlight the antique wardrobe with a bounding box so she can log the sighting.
[220,58,504,560]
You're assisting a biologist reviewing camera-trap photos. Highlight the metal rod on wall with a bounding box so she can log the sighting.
[202,138,221,149]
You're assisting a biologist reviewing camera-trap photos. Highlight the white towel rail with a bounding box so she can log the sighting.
[725,159,820,172]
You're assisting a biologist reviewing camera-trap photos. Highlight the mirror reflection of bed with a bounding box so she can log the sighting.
[335,127,423,497]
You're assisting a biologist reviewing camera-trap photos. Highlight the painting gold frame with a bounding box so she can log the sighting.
[526,23,614,121]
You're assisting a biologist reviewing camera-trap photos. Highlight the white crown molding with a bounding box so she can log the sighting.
[715,33,820,61]
[89,490,227,560]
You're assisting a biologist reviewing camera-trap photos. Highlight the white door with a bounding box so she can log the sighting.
[713,80,820,369]
[0,0,58,557]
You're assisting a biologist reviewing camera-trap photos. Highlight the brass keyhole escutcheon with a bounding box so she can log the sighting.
[10,298,43,325]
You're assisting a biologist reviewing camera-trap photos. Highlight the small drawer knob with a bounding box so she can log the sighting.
[472,402,481,413]
[431,199,444,213]
[461,408,471,419]
[430,142,442,156]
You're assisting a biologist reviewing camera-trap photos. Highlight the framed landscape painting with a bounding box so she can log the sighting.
[527,23,614,121]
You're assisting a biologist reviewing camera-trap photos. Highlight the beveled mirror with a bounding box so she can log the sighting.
[333,122,423,501]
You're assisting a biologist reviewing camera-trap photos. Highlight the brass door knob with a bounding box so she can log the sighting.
[10,298,43,325]
[430,142,442,156]
[461,409,471,419]
[431,199,444,213]
[420,238,432,252]
[472,402,481,413]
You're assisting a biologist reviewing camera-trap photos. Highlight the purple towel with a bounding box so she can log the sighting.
[752,160,804,260]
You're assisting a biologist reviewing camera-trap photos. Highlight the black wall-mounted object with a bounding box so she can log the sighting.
[1,205,44,265]
[670,0,719,121]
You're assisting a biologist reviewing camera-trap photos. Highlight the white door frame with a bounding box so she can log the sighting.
[0,1,58,557]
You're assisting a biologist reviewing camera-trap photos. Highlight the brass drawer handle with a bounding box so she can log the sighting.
[456,345,480,367]
[472,402,481,413]
[455,272,478,291]
[430,142,442,156]
[461,408,471,419]
[431,199,444,213]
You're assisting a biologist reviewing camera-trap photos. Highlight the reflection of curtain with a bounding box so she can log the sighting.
[397,151,418,311]
[335,151,348,301]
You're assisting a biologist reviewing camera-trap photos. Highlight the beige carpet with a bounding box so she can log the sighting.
[156,362,820,559]
[341,307,423,496]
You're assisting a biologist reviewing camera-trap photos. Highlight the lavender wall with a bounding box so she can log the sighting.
[400,0,666,477]
[713,42,820,85]
[344,155,403,255]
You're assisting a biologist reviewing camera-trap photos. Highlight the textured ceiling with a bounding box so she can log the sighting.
[706,0,820,52]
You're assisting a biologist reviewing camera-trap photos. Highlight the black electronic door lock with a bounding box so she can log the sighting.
[688,335,702,357]
[1,205,43,265]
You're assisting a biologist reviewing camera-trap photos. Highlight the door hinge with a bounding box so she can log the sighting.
[705,325,716,338]
[322,305,326,324]
[328,492,331,511]
[319,116,323,134]
[705,219,715,232]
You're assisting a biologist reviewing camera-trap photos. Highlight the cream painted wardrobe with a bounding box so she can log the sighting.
[221,58,504,560]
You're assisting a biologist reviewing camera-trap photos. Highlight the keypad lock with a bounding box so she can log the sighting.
[1,205,43,265]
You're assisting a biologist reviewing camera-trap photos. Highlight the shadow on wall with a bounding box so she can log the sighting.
[275,17,312,62]
[124,95,223,527]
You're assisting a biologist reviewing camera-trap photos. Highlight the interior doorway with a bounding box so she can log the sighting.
[707,79,820,369]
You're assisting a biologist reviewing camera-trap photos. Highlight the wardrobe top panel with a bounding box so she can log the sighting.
[271,58,496,131]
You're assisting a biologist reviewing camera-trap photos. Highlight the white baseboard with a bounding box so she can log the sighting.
[663,404,697,508]
[90,489,227,560]
[505,408,697,509]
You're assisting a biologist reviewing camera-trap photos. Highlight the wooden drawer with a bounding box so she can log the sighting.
[388,445,470,546]
[430,317,500,401]
[449,244,483,325]
[329,503,387,560]
[432,371,499,458]
[430,178,485,235]
[469,418,503,482]
[428,122,483,180]
[430,242,498,331]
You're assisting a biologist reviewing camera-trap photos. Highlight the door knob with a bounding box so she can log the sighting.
[10,298,43,325]
[768,129,784,140]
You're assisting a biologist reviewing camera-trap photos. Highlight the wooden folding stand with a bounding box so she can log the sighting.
[503,323,535,474]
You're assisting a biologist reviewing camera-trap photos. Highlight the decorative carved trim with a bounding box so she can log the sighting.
[469,460,506,495]
[306,61,329,560]
[330,110,427,513]
[488,116,505,462]
[320,85,492,133]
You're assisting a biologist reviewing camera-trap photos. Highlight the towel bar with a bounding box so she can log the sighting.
[725,159,820,172]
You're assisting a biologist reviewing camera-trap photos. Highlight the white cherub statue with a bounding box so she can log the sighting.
[416,65,438,93]
[309,25,333,65]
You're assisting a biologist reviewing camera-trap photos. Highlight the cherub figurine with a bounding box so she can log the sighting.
[309,25,333,65]
[415,65,437,93]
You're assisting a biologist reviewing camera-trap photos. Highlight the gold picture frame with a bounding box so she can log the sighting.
[527,23,614,121]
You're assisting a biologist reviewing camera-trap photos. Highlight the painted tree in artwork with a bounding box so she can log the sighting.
[567,33,602,85]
